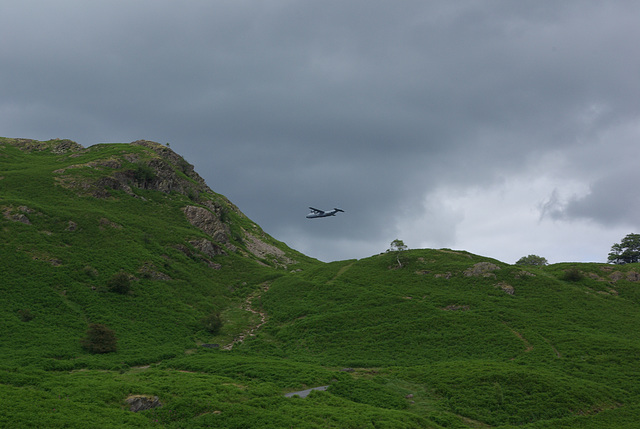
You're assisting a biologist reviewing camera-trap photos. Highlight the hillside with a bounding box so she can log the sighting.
[2,138,640,428]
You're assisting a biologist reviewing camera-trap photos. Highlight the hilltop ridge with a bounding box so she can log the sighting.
[1,137,308,268]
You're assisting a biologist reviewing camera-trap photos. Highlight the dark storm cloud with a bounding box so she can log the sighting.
[2,1,639,261]
[545,168,640,227]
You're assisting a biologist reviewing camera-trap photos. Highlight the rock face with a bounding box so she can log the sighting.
[2,206,33,224]
[183,205,230,244]
[464,262,501,277]
[609,271,640,282]
[495,282,515,295]
[52,139,210,199]
[189,238,226,257]
[132,140,206,185]
[244,233,286,260]
[244,232,296,266]
[9,138,83,154]
[125,395,162,412]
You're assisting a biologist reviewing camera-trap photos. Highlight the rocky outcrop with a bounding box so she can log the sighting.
[53,140,210,199]
[183,205,230,244]
[98,218,122,230]
[189,238,226,257]
[2,206,34,224]
[127,141,215,198]
[514,270,535,279]
[138,262,172,280]
[125,395,162,412]
[131,140,208,190]
[434,272,453,279]
[244,232,296,266]
[464,262,501,277]
[495,282,515,295]
[6,138,83,154]
[609,271,640,282]
[7,138,207,198]
[628,272,640,281]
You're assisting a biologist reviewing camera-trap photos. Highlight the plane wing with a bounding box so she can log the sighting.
[308,207,324,214]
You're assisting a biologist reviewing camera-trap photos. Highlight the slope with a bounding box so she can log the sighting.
[0,137,315,368]
[235,249,640,426]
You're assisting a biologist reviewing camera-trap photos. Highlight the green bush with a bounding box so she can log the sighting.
[515,254,548,266]
[17,309,34,322]
[201,312,223,335]
[107,271,131,294]
[80,324,117,354]
[562,268,584,282]
[134,162,156,185]
[82,265,98,278]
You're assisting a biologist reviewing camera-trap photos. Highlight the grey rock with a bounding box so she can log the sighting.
[125,395,162,412]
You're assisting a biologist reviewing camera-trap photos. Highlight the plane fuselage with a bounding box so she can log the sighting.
[306,207,344,219]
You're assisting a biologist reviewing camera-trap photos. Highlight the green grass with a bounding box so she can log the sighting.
[2,138,640,427]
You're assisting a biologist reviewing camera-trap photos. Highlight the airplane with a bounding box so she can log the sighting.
[306,207,345,219]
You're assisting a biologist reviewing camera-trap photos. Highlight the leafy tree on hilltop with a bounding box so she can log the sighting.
[608,233,640,264]
[515,254,548,266]
[387,239,408,268]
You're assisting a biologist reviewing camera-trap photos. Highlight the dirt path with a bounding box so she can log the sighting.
[327,262,354,284]
[503,323,562,358]
[503,323,534,353]
[223,282,270,350]
[541,335,562,358]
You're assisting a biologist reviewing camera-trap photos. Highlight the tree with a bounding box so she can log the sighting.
[387,239,408,268]
[81,324,117,354]
[515,254,548,266]
[608,233,640,264]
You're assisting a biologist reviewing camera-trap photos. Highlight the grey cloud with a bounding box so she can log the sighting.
[2,1,640,261]
[557,170,640,227]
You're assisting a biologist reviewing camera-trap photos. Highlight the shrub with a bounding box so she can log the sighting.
[17,309,34,322]
[515,254,548,266]
[562,268,583,282]
[201,312,223,335]
[83,265,98,278]
[134,162,156,185]
[81,324,117,354]
[107,271,131,294]
[186,188,199,202]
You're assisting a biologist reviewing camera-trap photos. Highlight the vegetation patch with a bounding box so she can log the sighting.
[1,138,639,428]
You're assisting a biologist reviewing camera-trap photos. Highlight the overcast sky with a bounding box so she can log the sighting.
[2,1,639,263]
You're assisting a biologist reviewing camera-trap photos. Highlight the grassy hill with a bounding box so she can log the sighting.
[2,137,640,428]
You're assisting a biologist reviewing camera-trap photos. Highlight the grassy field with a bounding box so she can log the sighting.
[2,138,640,428]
